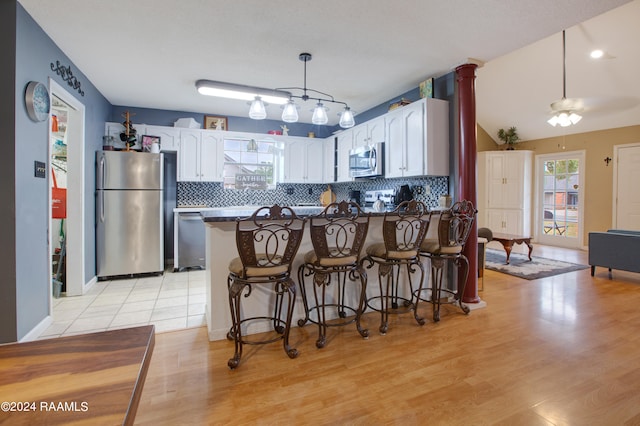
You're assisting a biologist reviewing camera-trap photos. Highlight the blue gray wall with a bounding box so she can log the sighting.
[0,2,111,342]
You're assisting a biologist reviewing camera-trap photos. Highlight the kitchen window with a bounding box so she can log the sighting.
[223,137,283,190]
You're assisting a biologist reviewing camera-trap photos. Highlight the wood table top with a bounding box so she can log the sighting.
[0,325,154,426]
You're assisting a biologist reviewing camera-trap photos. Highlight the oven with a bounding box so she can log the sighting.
[349,142,384,178]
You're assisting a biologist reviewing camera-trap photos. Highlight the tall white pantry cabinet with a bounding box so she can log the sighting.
[477,150,533,236]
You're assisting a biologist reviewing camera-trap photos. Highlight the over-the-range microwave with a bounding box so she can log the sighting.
[349,142,384,178]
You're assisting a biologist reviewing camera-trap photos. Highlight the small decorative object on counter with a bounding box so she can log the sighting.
[497,126,520,150]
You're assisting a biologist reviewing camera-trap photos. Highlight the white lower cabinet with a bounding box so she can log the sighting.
[283,137,325,183]
[178,130,223,182]
[486,209,524,235]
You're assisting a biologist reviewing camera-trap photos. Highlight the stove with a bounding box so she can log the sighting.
[364,189,396,210]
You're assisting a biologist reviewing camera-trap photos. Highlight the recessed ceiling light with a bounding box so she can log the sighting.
[590,49,604,59]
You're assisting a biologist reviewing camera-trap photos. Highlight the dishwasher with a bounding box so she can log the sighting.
[175,211,206,271]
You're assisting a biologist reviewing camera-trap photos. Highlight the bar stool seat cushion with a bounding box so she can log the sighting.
[365,242,418,260]
[420,238,463,255]
[303,249,358,267]
[228,256,289,277]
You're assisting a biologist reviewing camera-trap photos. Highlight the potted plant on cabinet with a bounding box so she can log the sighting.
[497,126,520,150]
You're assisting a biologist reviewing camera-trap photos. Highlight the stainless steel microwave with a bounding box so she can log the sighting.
[349,142,384,178]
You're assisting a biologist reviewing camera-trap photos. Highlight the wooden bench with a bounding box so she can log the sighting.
[491,233,533,265]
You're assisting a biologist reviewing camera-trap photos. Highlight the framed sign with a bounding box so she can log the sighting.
[235,174,267,190]
[204,115,228,131]
[141,135,161,152]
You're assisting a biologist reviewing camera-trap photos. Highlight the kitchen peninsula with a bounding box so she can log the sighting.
[201,205,443,341]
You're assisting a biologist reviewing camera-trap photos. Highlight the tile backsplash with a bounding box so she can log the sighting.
[178,176,449,209]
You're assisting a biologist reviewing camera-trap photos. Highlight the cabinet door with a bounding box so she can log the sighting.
[403,102,425,177]
[368,117,385,144]
[503,209,524,235]
[178,130,201,181]
[283,139,307,183]
[305,139,325,183]
[200,131,222,181]
[385,110,404,178]
[335,130,353,182]
[486,153,508,209]
[502,155,525,209]
[352,125,369,148]
[324,137,335,183]
[486,209,507,233]
[146,125,180,152]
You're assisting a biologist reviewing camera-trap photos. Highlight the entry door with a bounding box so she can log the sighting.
[614,144,640,230]
[536,151,585,248]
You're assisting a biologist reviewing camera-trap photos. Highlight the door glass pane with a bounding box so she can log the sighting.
[541,156,580,239]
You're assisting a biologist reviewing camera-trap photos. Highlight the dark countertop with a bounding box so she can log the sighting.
[201,205,389,223]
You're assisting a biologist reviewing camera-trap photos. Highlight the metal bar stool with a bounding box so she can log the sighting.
[417,200,476,322]
[226,205,306,369]
[298,201,370,348]
[362,200,431,334]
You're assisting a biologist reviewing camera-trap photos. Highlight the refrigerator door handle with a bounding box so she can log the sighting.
[99,154,106,189]
[99,190,105,223]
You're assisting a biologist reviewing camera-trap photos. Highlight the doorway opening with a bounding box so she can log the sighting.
[535,151,585,248]
[49,79,85,299]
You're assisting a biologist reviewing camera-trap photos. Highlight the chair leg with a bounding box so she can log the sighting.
[454,255,471,315]
[297,264,311,327]
[313,271,328,349]
[280,278,299,359]
[355,266,370,339]
[378,265,391,335]
[227,276,244,369]
[430,258,445,322]
[411,260,426,326]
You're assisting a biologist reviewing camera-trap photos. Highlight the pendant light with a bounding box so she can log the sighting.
[339,107,355,128]
[249,96,267,120]
[197,52,355,127]
[311,102,328,125]
[547,30,582,127]
[281,100,298,123]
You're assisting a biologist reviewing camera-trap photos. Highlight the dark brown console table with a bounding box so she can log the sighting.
[492,233,533,265]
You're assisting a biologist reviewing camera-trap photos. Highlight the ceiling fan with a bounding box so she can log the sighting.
[547,30,584,127]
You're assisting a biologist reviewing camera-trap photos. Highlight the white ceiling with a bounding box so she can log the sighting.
[18,0,639,141]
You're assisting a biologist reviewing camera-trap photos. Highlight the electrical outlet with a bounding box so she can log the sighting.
[424,185,431,195]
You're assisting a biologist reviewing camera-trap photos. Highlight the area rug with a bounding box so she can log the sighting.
[484,248,589,280]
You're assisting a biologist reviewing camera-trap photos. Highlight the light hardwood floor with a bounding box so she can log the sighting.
[134,245,640,425]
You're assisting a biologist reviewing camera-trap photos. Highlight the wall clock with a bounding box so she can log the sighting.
[25,81,51,122]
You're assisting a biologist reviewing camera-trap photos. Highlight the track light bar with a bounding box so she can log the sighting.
[196,80,291,105]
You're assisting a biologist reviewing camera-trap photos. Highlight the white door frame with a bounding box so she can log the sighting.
[534,150,585,248]
[49,79,86,298]
[613,142,640,229]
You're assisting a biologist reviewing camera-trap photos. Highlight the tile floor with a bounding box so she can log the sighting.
[39,269,206,339]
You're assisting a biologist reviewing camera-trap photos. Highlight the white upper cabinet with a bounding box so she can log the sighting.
[335,129,354,182]
[323,137,336,183]
[384,98,449,178]
[178,129,223,182]
[145,125,180,152]
[352,116,385,148]
[283,137,325,183]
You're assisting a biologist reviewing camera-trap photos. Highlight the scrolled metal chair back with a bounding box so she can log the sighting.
[382,200,430,254]
[437,200,476,249]
[235,205,306,274]
[309,201,370,261]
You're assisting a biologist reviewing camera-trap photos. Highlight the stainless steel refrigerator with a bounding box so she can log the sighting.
[96,151,164,278]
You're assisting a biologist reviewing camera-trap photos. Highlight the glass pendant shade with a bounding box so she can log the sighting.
[339,107,355,128]
[311,102,328,125]
[249,96,267,120]
[281,100,298,123]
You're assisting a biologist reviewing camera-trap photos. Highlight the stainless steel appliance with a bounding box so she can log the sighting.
[349,142,384,178]
[96,151,164,278]
[175,211,205,271]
